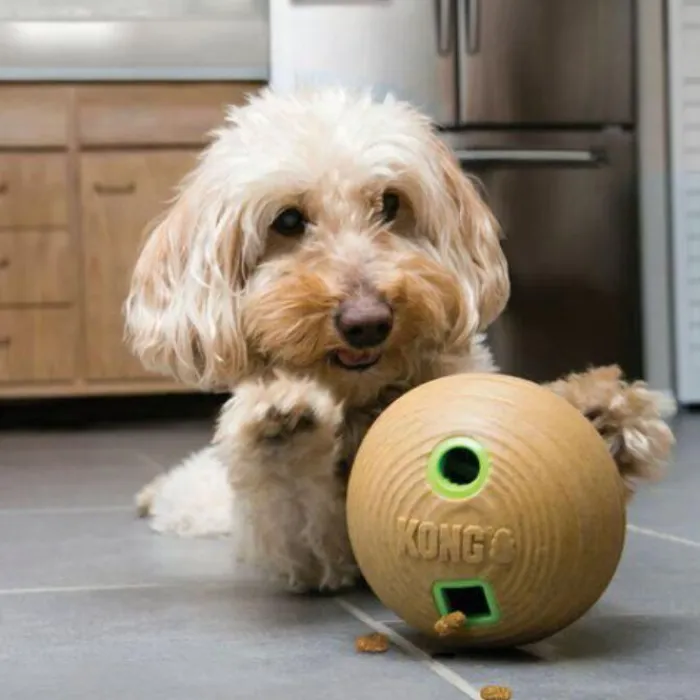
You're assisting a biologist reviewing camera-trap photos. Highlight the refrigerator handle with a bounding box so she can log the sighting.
[434,0,455,56]
[454,148,605,166]
[465,0,480,55]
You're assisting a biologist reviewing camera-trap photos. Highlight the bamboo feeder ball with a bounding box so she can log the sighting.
[346,373,627,648]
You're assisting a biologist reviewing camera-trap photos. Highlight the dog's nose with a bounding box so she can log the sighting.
[335,297,394,348]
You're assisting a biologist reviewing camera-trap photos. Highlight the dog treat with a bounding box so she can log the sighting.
[433,610,467,636]
[355,632,390,653]
[479,685,513,700]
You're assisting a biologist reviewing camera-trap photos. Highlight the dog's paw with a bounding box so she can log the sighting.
[547,365,677,496]
[280,558,358,594]
[215,370,343,469]
[318,560,359,593]
[134,474,165,517]
[255,402,319,444]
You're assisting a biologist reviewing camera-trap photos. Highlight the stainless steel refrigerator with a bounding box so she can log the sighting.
[270,0,641,382]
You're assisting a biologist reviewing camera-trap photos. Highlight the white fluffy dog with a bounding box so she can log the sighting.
[125,88,675,593]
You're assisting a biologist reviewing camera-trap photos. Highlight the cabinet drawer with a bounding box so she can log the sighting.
[0,154,69,228]
[0,86,70,147]
[0,232,76,305]
[76,83,262,147]
[0,309,77,383]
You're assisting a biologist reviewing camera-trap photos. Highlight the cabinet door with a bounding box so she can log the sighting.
[81,151,198,381]
[0,231,76,304]
[0,154,68,228]
[0,309,78,384]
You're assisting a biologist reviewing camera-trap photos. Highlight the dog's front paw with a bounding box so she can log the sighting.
[255,402,319,444]
[215,370,343,471]
[547,365,677,497]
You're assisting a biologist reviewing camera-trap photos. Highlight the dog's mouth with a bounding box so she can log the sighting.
[331,348,383,371]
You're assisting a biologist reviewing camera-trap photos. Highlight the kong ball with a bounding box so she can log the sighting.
[346,373,627,648]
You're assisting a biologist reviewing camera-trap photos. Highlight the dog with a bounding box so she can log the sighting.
[124,87,676,593]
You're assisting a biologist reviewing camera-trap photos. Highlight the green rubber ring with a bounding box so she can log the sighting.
[426,436,491,500]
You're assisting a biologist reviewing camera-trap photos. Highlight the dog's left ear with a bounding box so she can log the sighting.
[123,148,251,389]
[431,138,510,331]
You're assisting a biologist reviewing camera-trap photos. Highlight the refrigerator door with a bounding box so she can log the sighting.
[269,0,460,124]
[442,129,641,382]
[455,0,634,126]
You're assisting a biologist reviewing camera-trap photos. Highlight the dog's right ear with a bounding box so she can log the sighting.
[124,153,249,389]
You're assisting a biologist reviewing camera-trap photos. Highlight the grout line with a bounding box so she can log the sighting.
[0,580,235,597]
[0,582,174,596]
[0,505,133,516]
[337,598,483,700]
[627,523,700,549]
[372,618,403,625]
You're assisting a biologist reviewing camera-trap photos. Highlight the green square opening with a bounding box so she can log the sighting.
[432,579,501,627]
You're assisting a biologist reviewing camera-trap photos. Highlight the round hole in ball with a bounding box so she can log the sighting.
[427,436,491,500]
[438,446,481,487]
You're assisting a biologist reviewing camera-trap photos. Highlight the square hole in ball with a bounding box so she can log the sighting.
[433,579,500,626]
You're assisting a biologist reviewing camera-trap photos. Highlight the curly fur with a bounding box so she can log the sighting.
[125,87,676,592]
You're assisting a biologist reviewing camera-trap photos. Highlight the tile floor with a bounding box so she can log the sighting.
[0,411,697,699]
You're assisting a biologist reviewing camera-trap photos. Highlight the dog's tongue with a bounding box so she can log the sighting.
[336,349,379,367]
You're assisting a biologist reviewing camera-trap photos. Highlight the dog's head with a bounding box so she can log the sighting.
[125,88,509,403]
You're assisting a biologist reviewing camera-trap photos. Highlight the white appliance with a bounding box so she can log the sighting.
[270,0,460,122]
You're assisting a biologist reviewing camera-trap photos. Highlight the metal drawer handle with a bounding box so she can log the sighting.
[0,182,8,195]
[0,336,11,348]
[94,182,136,196]
[0,257,9,270]
[455,148,603,165]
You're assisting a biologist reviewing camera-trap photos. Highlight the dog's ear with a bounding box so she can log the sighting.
[431,138,510,331]
[124,153,249,389]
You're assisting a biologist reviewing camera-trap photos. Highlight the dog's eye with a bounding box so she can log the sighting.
[272,207,307,237]
[381,192,400,223]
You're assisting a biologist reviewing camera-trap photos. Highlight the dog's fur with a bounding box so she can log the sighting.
[125,88,676,593]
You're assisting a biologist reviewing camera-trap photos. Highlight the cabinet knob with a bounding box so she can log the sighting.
[0,183,8,195]
[0,257,10,270]
[94,182,136,196]
[0,336,11,348]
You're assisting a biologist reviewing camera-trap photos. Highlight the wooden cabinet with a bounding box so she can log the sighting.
[0,86,70,148]
[0,309,78,383]
[0,80,263,398]
[0,154,69,228]
[0,232,76,304]
[81,150,198,380]
[76,83,251,147]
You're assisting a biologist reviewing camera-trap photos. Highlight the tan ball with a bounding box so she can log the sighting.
[347,373,627,648]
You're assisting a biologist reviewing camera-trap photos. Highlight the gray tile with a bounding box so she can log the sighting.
[0,424,209,509]
[0,587,469,700]
[0,510,239,590]
[626,412,700,539]
[338,587,402,623]
[0,460,158,510]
